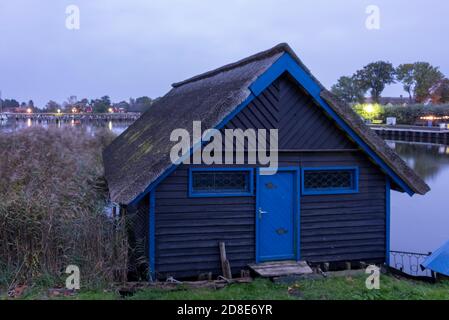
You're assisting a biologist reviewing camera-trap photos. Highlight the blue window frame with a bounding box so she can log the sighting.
[301,167,359,195]
[189,168,254,197]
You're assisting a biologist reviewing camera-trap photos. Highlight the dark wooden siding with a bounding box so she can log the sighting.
[224,75,355,150]
[151,75,387,279]
[126,194,150,280]
[290,153,386,263]
[155,165,256,278]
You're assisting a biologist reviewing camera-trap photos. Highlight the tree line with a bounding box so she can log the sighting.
[331,61,449,105]
[0,95,158,113]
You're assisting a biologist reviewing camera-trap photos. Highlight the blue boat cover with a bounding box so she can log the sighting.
[422,239,449,276]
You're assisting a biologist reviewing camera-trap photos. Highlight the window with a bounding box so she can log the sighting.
[189,168,254,197]
[301,167,359,195]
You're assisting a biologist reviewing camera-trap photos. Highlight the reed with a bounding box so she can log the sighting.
[0,127,127,289]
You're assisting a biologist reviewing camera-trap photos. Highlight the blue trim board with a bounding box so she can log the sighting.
[250,53,414,196]
[255,168,260,263]
[301,166,359,196]
[188,167,254,198]
[148,190,156,281]
[256,167,300,263]
[385,178,391,265]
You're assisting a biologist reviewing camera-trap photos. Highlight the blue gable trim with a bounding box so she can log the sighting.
[129,51,414,206]
[250,53,414,196]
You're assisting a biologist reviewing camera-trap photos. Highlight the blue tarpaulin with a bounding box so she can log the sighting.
[422,240,449,276]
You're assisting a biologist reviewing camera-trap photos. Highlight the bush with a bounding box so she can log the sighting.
[383,104,449,124]
[352,103,385,121]
[0,127,126,289]
[352,103,449,125]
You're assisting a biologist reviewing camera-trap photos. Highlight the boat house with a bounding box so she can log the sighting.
[103,43,430,280]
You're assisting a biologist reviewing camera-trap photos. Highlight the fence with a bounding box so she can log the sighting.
[389,250,434,281]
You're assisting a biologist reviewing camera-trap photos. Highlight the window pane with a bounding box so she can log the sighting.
[192,171,250,194]
[304,170,354,190]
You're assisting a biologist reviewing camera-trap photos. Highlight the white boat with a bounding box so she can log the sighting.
[0,113,8,121]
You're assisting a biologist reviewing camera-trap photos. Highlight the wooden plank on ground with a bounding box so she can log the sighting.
[248,261,313,277]
[219,242,232,279]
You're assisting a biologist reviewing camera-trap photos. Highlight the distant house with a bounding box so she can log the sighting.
[103,43,430,280]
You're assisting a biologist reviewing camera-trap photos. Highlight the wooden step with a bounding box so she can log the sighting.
[248,261,313,277]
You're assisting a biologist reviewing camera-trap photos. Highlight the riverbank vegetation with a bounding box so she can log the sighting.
[332,61,448,105]
[0,127,126,293]
[351,103,449,125]
[1,94,158,114]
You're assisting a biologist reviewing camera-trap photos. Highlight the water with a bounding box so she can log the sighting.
[389,140,449,254]
[1,119,447,254]
[0,119,131,135]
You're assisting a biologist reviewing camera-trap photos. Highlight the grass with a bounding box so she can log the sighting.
[5,275,449,300]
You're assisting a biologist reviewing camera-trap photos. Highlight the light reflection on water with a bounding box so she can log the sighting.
[390,140,449,254]
[0,119,131,136]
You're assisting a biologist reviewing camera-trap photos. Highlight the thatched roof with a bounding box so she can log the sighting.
[103,43,429,205]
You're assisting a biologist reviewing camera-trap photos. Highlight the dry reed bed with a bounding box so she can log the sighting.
[0,127,126,289]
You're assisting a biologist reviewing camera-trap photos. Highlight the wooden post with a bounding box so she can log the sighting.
[219,242,232,279]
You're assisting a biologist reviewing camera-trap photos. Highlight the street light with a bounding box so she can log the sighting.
[364,104,375,114]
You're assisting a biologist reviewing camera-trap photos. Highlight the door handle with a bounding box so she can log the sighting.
[258,208,268,219]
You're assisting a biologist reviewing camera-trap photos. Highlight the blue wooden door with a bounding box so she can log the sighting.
[258,169,298,262]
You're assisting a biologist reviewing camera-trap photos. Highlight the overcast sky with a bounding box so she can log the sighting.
[0,0,448,106]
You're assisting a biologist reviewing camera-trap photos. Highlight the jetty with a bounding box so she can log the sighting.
[371,125,449,144]
[1,112,141,122]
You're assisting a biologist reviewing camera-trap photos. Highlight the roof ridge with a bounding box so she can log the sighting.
[171,43,292,88]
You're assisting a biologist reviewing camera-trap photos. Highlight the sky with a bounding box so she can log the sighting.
[0,0,448,107]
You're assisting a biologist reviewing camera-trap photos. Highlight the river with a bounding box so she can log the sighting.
[0,118,131,136]
[389,140,449,254]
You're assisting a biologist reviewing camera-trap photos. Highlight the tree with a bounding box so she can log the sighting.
[431,78,449,104]
[129,96,153,112]
[91,95,111,113]
[2,99,19,111]
[45,100,62,113]
[396,64,415,101]
[63,96,78,112]
[331,76,366,104]
[355,61,396,103]
[114,100,130,112]
[412,62,444,103]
